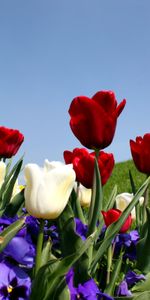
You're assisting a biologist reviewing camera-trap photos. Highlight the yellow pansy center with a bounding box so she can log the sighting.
[7,285,13,293]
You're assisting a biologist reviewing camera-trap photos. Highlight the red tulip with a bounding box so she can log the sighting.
[69,90,126,150]
[101,209,132,233]
[64,148,114,188]
[0,126,24,158]
[130,134,150,174]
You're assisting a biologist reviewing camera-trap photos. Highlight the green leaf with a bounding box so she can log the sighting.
[131,273,150,293]
[70,188,85,224]
[41,239,51,267]
[0,217,26,252]
[129,169,136,194]
[136,208,150,273]
[52,278,71,300]
[5,158,13,177]
[3,189,25,217]
[104,184,118,211]
[30,232,96,300]
[0,157,23,210]
[58,202,91,282]
[91,176,150,273]
[0,156,23,194]
[132,292,150,300]
[57,203,83,257]
[114,297,133,300]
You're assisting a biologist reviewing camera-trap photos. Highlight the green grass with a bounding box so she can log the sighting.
[103,160,146,202]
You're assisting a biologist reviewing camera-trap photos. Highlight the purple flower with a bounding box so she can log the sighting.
[116,270,145,297]
[129,230,139,243]
[78,280,114,299]
[3,237,35,268]
[125,271,145,287]
[0,261,31,299]
[116,280,132,297]
[115,230,139,248]
[66,268,114,300]
[47,224,59,247]
[26,216,60,249]
[114,230,139,260]
[66,268,78,299]
[74,218,88,240]
[0,216,18,230]
[25,216,39,238]
[0,216,35,268]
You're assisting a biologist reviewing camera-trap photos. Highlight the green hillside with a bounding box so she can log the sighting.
[103,160,146,202]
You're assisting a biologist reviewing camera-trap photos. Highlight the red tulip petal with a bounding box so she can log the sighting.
[92,90,117,114]
[115,99,126,117]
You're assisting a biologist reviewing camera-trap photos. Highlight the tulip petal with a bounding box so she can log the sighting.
[24,161,76,219]
[0,162,6,188]
[92,90,117,113]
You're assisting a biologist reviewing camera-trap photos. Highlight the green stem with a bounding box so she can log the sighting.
[142,178,149,224]
[95,148,100,159]
[76,183,86,224]
[106,245,112,285]
[105,250,123,296]
[34,219,45,276]
[143,181,149,207]
[87,149,102,236]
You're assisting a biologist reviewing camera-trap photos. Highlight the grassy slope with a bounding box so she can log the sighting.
[103,160,146,202]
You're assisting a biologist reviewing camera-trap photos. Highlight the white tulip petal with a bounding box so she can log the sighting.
[24,160,76,219]
[0,162,6,188]
[115,192,144,220]
[77,184,92,208]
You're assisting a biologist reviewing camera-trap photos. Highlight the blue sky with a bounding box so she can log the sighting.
[0,0,150,166]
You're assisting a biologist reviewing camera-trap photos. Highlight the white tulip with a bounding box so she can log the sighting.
[76,184,92,208]
[115,192,144,220]
[0,162,6,188]
[24,159,76,219]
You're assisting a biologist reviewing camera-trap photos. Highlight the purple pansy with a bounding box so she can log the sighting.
[116,280,132,297]
[77,280,114,300]
[114,230,139,260]
[66,268,114,300]
[66,268,78,299]
[115,230,139,248]
[0,261,31,299]
[0,216,35,268]
[0,216,18,230]
[47,224,60,247]
[125,270,145,286]
[75,218,88,240]
[3,237,35,268]
[116,270,145,297]
[26,216,60,249]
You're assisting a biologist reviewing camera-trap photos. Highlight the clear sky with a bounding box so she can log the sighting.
[0,0,150,166]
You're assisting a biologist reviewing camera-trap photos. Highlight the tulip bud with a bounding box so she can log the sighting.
[101,209,132,233]
[74,183,92,208]
[130,134,150,174]
[69,90,126,150]
[24,160,76,219]
[0,126,24,158]
[64,148,114,188]
[115,193,144,220]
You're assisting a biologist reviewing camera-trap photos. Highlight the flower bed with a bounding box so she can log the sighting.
[0,90,149,300]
